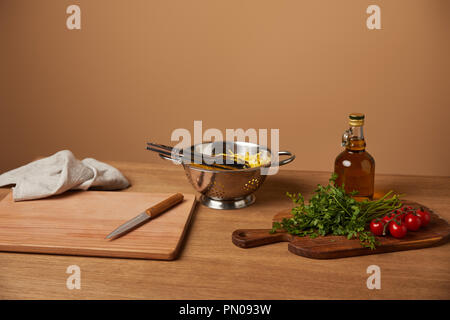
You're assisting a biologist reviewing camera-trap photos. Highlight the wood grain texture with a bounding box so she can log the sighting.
[0,161,449,299]
[232,201,450,259]
[0,191,196,260]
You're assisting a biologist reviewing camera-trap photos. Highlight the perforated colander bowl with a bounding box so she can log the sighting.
[160,141,295,209]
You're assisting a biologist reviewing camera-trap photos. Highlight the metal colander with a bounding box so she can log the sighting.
[160,141,295,209]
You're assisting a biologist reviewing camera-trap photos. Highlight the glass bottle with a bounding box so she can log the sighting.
[334,113,375,200]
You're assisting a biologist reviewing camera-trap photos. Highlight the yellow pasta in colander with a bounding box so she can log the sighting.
[219,150,271,168]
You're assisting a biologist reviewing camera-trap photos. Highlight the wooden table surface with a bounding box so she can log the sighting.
[0,161,449,299]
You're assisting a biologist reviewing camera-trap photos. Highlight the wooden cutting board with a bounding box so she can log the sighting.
[232,201,450,259]
[0,191,197,260]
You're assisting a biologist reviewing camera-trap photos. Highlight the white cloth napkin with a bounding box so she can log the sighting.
[0,150,130,201]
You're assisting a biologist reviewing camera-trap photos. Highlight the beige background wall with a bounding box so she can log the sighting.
[1,0,449,176]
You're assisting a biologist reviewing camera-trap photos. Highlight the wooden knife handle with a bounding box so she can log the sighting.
[145,193,184,218]
[232,229,292,248]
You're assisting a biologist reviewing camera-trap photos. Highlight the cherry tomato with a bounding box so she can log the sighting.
[370,219,385,236]
[416,208,431,227]
[383,211,402,224]
[382,215,393,225]
[395,210,407,221]
[402,206,413,212]
[404,213,422,231]
[389,220,408,239]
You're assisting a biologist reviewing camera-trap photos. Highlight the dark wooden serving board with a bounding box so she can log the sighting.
[232,201,450,259]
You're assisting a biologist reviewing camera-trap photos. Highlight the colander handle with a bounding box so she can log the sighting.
[272,151,296,167]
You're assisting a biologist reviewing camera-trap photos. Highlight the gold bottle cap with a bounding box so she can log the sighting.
[349,113,365,126]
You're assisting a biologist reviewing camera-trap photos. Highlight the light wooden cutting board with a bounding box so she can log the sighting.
[0,191,197,260]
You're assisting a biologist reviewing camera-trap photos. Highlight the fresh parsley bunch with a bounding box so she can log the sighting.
[271,173,402,249]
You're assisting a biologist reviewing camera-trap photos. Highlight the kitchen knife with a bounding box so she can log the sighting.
[105,193,184,240]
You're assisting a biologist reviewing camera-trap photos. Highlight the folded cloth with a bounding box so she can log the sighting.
[0,150,130,201]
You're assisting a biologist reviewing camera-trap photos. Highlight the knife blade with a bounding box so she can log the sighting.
[105,193,184,240]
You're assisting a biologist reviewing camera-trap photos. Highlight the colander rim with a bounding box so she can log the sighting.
[181,141,274,174]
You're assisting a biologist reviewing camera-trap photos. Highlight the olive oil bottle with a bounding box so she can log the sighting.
[334,113,375,200]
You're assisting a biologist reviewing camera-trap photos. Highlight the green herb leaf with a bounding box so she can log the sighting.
[272,174,402,249]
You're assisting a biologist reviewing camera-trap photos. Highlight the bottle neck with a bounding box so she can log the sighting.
[342,125,366,151]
